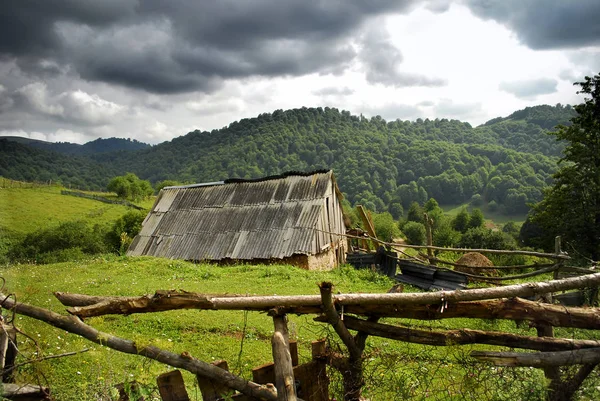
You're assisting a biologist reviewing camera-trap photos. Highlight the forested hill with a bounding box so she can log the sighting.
[0,104,575,215]
[2,136,150,155]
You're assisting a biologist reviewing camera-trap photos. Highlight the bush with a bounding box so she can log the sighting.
[108,173,153,201]
[433,219,461,248]
[459,227,516,250]
[402,221,426,245]
[106,210,147,254]
[372,212,401,242]
[8,221,108,263]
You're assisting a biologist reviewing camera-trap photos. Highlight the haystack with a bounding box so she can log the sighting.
[455,252,498,277]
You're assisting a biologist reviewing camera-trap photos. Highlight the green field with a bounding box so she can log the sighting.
[0,185,148,234]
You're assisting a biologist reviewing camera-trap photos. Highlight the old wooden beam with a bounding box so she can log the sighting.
[471,348,600,367]
[316,315,600,351]
[57,272,600,318]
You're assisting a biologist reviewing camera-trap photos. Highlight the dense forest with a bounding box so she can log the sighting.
[0,104,575,215]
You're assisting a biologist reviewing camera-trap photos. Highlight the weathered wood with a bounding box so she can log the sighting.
[357,205,377,251]
[340,297,600,329]
[58,273,600,318]
[157,370,190,401]
[198,360,232,401]
[391,243,570,260]
[271,313,297,401]
[292,360,329,401]
[424,213,435,266]
[0,293,278,401]
[317,315,600,351]
[471,347,600,367]
[318,283,360,360]
[1,383,50,400]
[319,283,363,401]
[289,341,298,367]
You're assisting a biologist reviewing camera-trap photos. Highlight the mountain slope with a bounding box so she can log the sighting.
[0,104,574,215]
[2,136,150,155]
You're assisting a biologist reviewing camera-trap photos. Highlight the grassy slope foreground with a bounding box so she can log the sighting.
[3,257,395,400]
[4,256,599,400]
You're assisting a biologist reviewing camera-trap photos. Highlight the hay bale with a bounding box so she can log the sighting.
[455,252,497,277]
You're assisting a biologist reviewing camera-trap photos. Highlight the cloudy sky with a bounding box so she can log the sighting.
[1,0,599,145]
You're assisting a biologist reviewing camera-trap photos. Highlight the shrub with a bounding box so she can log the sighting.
[402,221,426,245]
[459,227,516,250]
[105,210,147,254]
[8,221,108,263]
[372,212,401,242]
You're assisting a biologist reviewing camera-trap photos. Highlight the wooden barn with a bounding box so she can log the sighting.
[127,170,347,269]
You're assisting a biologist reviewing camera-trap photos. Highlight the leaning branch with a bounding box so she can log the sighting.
[0,293,278,401]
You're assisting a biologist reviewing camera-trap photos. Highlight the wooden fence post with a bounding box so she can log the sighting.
[157,370,190,401]
[270,311,297,401]
[197,360,231,401]
[554,236,562,280]
[424,213,435,266]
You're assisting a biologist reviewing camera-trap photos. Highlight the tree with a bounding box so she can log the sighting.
[406,202,424,223]
[402,221,426,245]
[452,208,470,233]
[372,212,401,242]
[469,208,485,229]
[530,74,600,260]
[108,173,153,201]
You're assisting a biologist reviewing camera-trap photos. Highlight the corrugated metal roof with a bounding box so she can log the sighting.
[128,171,345,261]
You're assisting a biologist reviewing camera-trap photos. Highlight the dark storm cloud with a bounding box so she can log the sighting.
[360,26,447,88]
[0,0,422,94]
[465,0,600,49]
[499,78,558,99]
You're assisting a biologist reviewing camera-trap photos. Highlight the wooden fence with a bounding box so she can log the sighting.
[4,271,600,401]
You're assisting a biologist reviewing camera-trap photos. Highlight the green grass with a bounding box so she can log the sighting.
[4,256,600,400]
[0,186,150,234]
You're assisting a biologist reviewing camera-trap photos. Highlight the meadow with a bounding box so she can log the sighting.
[4,255,600,400]
[2,183,599,400]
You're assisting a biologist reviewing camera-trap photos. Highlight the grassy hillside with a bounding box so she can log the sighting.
[0,185,137,234]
